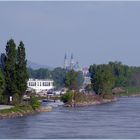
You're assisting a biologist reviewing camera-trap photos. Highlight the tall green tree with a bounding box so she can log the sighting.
[4,39,17,103]
[108,61,131,87]
[89,64,115,95]
[16,41,28,99]
[0,69,5,103]
[65,70,79,90]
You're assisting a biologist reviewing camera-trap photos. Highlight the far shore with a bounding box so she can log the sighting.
[116,92,140,97]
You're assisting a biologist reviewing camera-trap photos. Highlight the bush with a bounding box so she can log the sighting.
[30,95,41,110]
[102,93,114,99]
[12,93,20,105]
[60,91,74,103]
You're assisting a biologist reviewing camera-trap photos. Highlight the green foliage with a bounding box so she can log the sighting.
[108,61,131,87]
[125,86,140,94]
[28,67,67,88]
[89,61,140,95]
[60,91,74,103]
[65,70,79,90]
[12,93,20,105]
[16,41,29,98]
[28,67,84,89]
[101,93,114,99]
[30,95,41,110]
[89,64,115,95]
[52,67,66,87]
[0,105,33,114]
[29,68,52,79]
[129,67,140,87]
[77,71,84,87]
[1,39,28,105]
[0,70,5,103]
[4,39,17,103]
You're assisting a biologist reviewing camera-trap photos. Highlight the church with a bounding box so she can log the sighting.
[63,53,91,87]
[63,53,82,72]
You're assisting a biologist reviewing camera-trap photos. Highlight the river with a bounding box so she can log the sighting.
[0,97,140,139]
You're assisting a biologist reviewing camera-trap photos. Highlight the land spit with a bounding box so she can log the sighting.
[0,106,52,119]
[64,94,117,107]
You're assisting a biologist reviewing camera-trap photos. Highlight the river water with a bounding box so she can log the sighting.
[0,97,140,139]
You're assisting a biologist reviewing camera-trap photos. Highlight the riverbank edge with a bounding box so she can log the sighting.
[64,97,117,107]
[0,106,52,119]
[116,93,140,97]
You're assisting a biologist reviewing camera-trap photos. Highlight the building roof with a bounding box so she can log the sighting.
[28,78,54,82]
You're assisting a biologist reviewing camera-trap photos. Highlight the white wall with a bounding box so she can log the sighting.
[27,79,54,93]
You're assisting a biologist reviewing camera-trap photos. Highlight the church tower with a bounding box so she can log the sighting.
[70,53,74,70]
[64,53,68,69]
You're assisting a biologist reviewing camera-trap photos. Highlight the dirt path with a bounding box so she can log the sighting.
[0,105,14,110]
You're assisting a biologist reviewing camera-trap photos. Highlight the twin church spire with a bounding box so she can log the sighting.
[64,53,74,70]
[64,53,81,71]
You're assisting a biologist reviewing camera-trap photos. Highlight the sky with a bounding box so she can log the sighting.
[0,1,140,68]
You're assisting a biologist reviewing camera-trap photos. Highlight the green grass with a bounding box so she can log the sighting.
[116,86,140,96]
[125,86,140,94]
[0,105,33,114]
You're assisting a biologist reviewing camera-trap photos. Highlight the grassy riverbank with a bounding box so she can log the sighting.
[115,86,140,97]
[0,95,53,119]
[0,105,34,119]
[0,104,52,119]
[62,92,117,107]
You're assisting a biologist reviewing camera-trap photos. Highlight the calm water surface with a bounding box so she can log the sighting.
[0,97,140,139]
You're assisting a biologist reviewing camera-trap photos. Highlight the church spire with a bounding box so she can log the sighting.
[71,53,73,60]
[70,53,74,70]
[64,53,68,69]
[64,53,67,59]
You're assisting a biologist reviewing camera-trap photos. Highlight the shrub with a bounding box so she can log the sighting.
[60,91,74,103]
[102,93,114,99]
[30,95,41,110]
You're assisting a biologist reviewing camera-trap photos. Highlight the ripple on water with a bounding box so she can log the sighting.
[0,97,140,138]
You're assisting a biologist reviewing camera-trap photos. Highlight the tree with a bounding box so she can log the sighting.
[77,71,84,87]
[0,69,5,103]
[4,39,17,103]
[90,64,115,95]
[108,61,131,87]
[65,70,79,90]
[16,41,28,100]
[52,67,66,88]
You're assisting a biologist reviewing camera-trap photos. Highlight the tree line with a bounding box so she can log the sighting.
[1,39,140,105]
[28,67,84,89]
[0,39,28,104]
[89,61,140,95]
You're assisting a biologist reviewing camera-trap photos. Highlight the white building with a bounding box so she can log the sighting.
[27,79,54,93]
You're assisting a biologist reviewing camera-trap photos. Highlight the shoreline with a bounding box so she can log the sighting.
[0,106,52,120]
[64,97,117,107]
[1,93,140,119]
[117,93,140,97]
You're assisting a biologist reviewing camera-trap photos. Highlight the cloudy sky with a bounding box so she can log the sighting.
[0,1,140,67]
